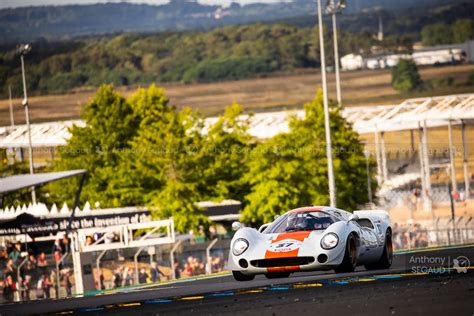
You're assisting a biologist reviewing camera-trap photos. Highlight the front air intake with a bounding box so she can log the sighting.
[250,257,315,268]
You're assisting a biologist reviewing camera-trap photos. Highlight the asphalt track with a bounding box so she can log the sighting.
[1,245,473,315]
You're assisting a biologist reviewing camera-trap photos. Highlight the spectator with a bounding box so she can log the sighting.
[53,240,62,267]
[24,260,36,292]
[4,259,15,282]
[211,256,224,273]
[173,262,181,279]
[49,270,57,298]
[61,235,70,255]
[182,263,192,278]
[0,248,8,277]
[62,271,73,296]
[112,267,123,288]
[3,275,16,302]
[22,275,32,301]
[44,274,52,298]
[85,236,94,246]
[97,270,105,290]
[9,242,22,267]
[25,255,38,280]
[36,275,46,299]
[122,267,133,287]
[138,268,149,284]
[150,262,165,283]
[37,252,48,275]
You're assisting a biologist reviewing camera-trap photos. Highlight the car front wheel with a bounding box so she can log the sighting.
[335,234,358,273]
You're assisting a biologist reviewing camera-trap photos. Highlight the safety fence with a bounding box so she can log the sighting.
[0,238,230,303]
[3,225,474,304]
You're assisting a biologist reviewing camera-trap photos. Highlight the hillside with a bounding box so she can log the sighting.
[0,0,468,43]
[1,1,473,101]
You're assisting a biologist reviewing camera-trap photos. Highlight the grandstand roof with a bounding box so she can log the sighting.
[0,94,472,148]
[0,120,83,148]
[346,93,474,134]
[0,170,87,195]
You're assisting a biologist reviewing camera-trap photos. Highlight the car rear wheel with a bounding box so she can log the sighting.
[232,271,255,281]
[264,272,290,279]
[365,231,393,270]
[335,234,358,273]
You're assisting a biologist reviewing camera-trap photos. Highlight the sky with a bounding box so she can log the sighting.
[0,0,288,9]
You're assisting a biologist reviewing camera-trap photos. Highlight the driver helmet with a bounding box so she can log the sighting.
[287,213,299,228]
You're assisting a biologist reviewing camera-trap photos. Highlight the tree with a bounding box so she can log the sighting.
[421,23,453,46]
[193,103,253,202]
[241,90,376,226]
[48,84,254,233]
[391,59,423,92]
[452,19,474,43]
[118,86,252,233]
[114,85,208,232]
[48,85,140,207]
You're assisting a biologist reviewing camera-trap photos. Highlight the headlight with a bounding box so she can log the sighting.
[321,233,339,250]
[232,238,249,256]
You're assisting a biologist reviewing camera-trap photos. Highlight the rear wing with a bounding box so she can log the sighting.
[354,209,390,225]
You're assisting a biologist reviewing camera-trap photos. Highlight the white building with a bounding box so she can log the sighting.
[340,54,364,71]
[340,40,472,71]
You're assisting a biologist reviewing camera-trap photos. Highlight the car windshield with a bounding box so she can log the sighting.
[263,211,340,234]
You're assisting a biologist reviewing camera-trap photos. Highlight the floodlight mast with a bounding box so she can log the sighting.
[326,0,346,106]
[317,0,336,207]
[19,44,36,204]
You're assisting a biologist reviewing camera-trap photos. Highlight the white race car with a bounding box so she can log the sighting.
[228,206,393,281]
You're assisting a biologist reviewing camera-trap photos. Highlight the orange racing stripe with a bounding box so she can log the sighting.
[265,231,311,273]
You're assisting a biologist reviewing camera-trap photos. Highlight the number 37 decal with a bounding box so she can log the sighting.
[268,239,302,252]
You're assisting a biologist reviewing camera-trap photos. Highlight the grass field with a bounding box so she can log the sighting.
[1,64,473,126]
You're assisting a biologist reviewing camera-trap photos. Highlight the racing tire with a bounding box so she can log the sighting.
[264,272,291,279]
[365,231,393,270]
[232,271,255,281]
[334,234,358,273]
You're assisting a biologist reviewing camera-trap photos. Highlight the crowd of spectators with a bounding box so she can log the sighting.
[100,254,225,290]
[2,233,228,300]
[0,235,73,302]
[106,263,165,289]
[392,222,429,250]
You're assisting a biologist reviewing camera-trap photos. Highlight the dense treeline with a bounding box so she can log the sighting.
[1,7,473,99]
[0,23,407,99]
[421,19,474,45]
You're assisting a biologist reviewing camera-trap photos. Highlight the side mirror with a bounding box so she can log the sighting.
[232,221,243,231]
[348,214,359,222]
[258,223,270,233]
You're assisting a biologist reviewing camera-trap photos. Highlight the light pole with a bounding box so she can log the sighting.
[326,0,346,106]
[8,85,14,127]
[19,44,36,204]
[317,0,336,207]
[364,149,373,204]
